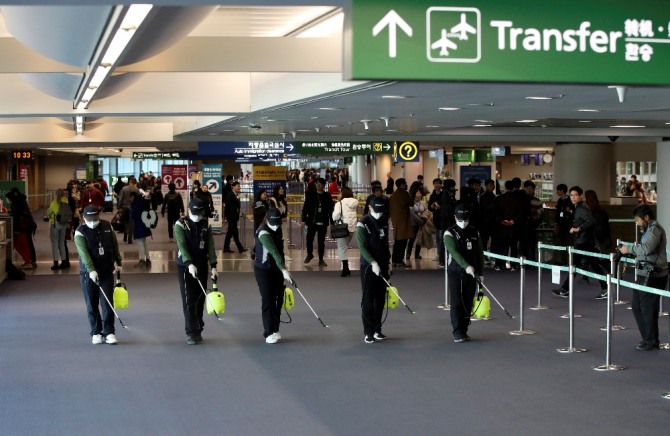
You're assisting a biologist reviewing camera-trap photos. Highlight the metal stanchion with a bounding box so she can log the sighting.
[594,274,625,371]
[438,250,450,310]
[660,297,668,317]
[602,252,626,331]
[614,239,629,305]
[510,257,536,335]
[560,247,582,319]
[530,242,548,311]
[558,253,587,353]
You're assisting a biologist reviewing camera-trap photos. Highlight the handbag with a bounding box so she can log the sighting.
[330,220,349,239]
[330,201,349,239]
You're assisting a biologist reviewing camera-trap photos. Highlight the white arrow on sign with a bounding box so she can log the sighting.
[286,144,294,151]
[372,9,413,58]
[384,144,391,151]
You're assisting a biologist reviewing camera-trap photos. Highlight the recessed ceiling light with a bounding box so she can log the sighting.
[473,124,492,127]
[296,129,312,132]
[525,96,553,100]
[579,120,592,123]
[382,95,408,99]
[318,107,344,111]
[310,116,323,120]
[578,109,600,112]
[467,102,494,107]
[475,120,493,123]
[516,120,538,123]
[425,125,441,128]
[386,129,404,132]
[610,125,645,128]
[325,124,339,128]
[438,107,460,111]
[221,129,237,132]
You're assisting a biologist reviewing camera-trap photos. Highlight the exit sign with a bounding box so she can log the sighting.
[345,0,670,85]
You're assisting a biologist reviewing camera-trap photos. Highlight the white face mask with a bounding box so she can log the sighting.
[267,223,279,232]
[85,220,100,229]
[456,219,469,229]
[371,211,383,220]
[189,213,202,223]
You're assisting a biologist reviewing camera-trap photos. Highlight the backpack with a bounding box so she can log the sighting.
[57,202,72,225]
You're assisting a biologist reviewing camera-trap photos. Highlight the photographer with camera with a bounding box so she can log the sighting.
[619,204,668,351]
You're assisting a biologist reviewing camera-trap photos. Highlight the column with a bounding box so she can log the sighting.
[553,143,613,199]
[657,141,670,224]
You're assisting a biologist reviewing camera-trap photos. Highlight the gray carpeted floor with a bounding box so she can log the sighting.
[1,269,668,435]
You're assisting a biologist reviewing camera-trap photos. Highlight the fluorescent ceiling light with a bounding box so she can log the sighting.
[74,4,153,110]
[610,125,645,128]
[438,107,460,111]
[382,95,408,99]
[425,125,441,128]
[525,96,553,100]
[474,124,491,127]
[579,120,592,123]
[578,109,600,112]
[475,119,493,123]
[318,107,343,111]
[516,120,538,123]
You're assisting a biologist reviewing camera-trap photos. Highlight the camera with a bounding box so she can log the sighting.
[613,243,629,264]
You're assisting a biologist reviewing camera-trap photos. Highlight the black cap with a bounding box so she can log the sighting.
[189,198,205,215]
[370,199,387,213]
[83,205,100,220]
[454,203,470,220]
[266,208,282,226]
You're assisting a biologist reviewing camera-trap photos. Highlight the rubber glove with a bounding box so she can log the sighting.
[188,264,198,278]
[478,276,484,284]
[114,265,123,275]
[211,267,218,280]
[465,266,475,277]
[89,271,99,283]
[371,261,381,276]
[282,269,292,282]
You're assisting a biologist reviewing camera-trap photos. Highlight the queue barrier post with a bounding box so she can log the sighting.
[558,247,587,353]
[437,249,450,310]
[594,274,626,371]
[560,247,582,320]
[614,239,629,305]
[601,252,627,331]
[530,241,548,311]
[510,257,536,336]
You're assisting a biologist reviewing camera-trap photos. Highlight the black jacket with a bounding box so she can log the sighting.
[301,190,334,226]
[224,191,241,222]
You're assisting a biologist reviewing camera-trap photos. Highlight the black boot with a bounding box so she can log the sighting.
[50,261,59,271]
[341,260,351,277]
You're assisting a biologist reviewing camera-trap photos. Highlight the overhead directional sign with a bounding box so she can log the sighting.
[345,0,670,85]
[297,141,420,161]
[198,141,297,159]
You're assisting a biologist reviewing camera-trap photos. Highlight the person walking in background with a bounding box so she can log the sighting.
[5,190,37,269]
[428,178,444,268]
[129,191,152,269]
[199,183,214,218]
[585,190,611,254]
[269,184,290,260]
[223,181,246,253]
[332,186,359,277]
[385,172,394,195]
[479,179,497,263]
[253,189,269,232]
[619,205,668,351]
[554,183,574,264]
[253,208,291,344]
[406,187,426,260]
[521,180,543,261]
[389,178,413,268]
[552,186,608,300]
[356,197,391,343]
[74,205,123,345]
[117,176,140,244]
[301,178,334,266]
[79,180,105,213]
[161,182,184,242]
[439,179,458,269]
[174,198,218,345]
[47,188,71,270]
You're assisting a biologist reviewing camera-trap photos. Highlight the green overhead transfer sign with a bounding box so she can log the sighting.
[344,0,670,85]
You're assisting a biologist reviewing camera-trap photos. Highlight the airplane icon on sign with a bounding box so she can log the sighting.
[450,13,476,40]
[431,29,458,56]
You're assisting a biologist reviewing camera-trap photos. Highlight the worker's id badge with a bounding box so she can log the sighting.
[98,247,105,255]
[199,241,205,249]
[466,241,472,250]
[560,212,564,217]
[379,229,385,237]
